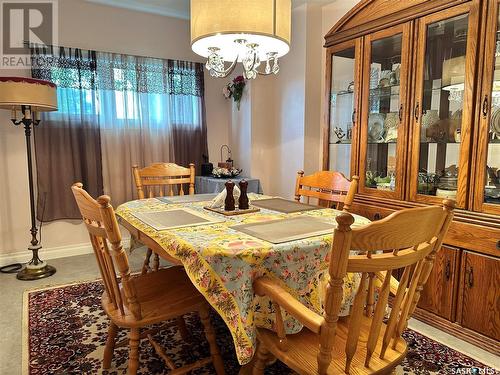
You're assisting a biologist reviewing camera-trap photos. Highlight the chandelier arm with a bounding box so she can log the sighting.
[257,69,274,76]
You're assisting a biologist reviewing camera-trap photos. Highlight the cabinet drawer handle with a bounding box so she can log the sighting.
[398,103,403,122]
[467,267,474,288]
[414,102,420,121]
[445,260,451,280]
[482,95,489,118]
[352,109,356,125]
[373,213,382,220]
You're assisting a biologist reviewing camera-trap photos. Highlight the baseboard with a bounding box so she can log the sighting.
[0,238,131,267]
[412,306,500,358]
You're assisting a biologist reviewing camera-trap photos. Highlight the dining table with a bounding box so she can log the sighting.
[116,193,371,367]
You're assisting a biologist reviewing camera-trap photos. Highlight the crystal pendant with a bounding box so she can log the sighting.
[272,58,280,74]
[207,47,226,77]
[265,58,271,74]
[243,43,260,80]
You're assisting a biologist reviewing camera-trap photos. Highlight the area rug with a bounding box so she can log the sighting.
[23,281,497,375]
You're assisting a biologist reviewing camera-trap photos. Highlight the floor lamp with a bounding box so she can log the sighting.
[0,77,58,280]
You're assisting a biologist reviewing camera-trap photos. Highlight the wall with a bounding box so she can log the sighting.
[0,0,230,262]
[272,4,308,197]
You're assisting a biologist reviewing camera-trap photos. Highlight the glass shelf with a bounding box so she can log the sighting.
[363,31,403,191]
[334,91,354,97]
[329,44,356,177]
[415,12,469,199]
[329,141,352,145]
[420,141,460,144]
[370,84,400,91]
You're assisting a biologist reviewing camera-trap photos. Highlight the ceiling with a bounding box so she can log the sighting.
[85,0,333,20]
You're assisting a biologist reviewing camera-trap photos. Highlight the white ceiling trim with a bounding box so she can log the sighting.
[84,0,190,20]
[84,0,334,21]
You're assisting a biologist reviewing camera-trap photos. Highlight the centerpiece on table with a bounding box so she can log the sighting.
[212,166,242,178]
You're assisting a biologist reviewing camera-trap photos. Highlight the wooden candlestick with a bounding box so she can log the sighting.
[224,180,235,211]
[238,180,249,210]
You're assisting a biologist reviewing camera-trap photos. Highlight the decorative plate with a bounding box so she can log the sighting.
[490,106,500,137]
[384,112,399,130]
[368,113,386,142]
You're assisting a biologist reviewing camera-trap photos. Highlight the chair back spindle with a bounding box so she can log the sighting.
[295,170,358,211]
[71,183,142,320]
[318,200,455,373]
[132,163,195,199]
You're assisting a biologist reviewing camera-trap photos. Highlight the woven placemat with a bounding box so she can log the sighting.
[157,193,218,204]
[131,208,222,230]
[231,216,335,244]
[251,198,319,213]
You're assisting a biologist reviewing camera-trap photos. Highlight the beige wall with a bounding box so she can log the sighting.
[271,4,308,198]
[0,0,230,261]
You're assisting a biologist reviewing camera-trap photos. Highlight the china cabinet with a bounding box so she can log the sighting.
[324,0,500,355]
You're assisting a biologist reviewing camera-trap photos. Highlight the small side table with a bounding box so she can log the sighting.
[195,176,263,194]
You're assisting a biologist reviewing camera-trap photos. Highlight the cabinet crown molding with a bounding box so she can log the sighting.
[324,0,469,46]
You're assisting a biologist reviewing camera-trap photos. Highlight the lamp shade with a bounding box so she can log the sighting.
[0,77,57,112]
[191,0,291,62]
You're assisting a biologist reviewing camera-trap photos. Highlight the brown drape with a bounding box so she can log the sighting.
[32,46,103,221]
[167,60,208,175]
[34,122,103,221]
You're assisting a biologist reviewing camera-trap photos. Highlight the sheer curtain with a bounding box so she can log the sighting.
[31,46,103,221]
[31,46,208,215]
[96,53,173,204]
[97,54,207,204]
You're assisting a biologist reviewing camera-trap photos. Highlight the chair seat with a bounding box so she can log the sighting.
[103,266,206,327]
[257,315,407,375]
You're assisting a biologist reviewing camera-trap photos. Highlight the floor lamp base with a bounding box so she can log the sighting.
[16,245,57,281]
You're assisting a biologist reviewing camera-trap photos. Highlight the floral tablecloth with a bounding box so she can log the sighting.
[116,194,371,365]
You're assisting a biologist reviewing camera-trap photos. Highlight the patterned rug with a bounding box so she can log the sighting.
[24,280,497,375]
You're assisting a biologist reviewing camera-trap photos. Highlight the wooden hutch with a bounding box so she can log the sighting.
[323,0,499,354]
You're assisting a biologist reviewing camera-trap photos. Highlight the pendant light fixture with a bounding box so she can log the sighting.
[190,0,291,79]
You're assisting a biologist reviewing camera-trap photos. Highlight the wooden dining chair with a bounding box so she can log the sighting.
[71,183,225,375]
[294,170,359,211]
[132,162,195,274]
[252,200,455,375]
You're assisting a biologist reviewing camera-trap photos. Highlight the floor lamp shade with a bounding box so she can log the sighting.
[0,77,58,112]
[0,76,58,280]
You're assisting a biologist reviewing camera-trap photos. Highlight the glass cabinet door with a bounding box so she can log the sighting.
[358,24,411,198]
[324,40,361,178]
[410,4,478,208]
[473,0,500,215]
